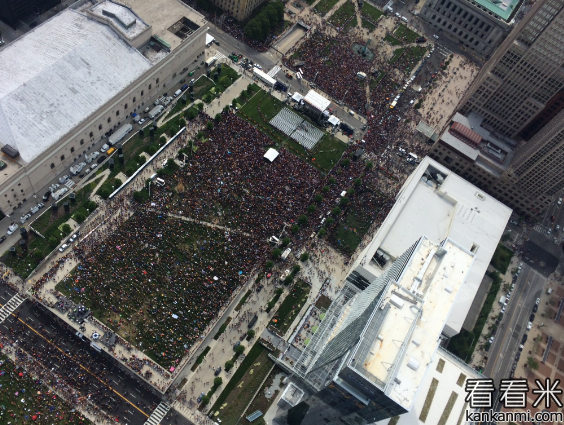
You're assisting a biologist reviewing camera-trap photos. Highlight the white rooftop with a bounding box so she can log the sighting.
[90,1,150,39]
[353,157,512,336]
[0,9,152,163]
[358,237,473,409]
[304,90,331,112]
[264,148,279,162]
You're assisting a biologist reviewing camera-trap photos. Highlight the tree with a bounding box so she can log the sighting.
[159,136,166,145]
[61,224,72,236]
[201,395,210,405]
[265,260,274,270]
[365,161,373,169]
[185,108,197,120]
[340,197,349,205]
[73,212,86,224]
[197,131,205,140]
[314,194,323,203]
[300,252,309,262]
[223,105,230,113]
[48,236,59,248]
[329,177,336,185]
[322,186,330,193]
[298,214,308,225]
[202,93,212,104]
[291,224,300,233]
[272,249,282,259]
[234,344,245,354]
[527,356,539,371]
[196,102,204,111]
[215,113,223,123]
[318,228,327,237]
[214,377,223,387]
[146,144,159,155]
[326,217,334,226]
[247,329,256,340]
[342,159,351,167]
[347,188,355,196]
[332,207,341,215]
[282,237,290,247]
[32,250,44,261]
[354,178,362,186]
[307,204,317,214]
[98,187,112,199]
[225,360,234,371]
[207,121,214,130]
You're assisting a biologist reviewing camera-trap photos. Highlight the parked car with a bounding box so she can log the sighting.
[214,367,222,376]
[234,341,241,349]
[533,304,538,313]
[70,233,79,243]
[527,321,532,330]
[43,191,51,201]
[197,392,205,403]
[536,298,541,305]
[515,352,521,361]
[20,214,31,224]
[6,223,18,235]
[139,118,147,125]
[30,205,40,214]
[0,236,6,244]
[97,155,106,164]
[59,244,69,253]
[59,175,70,184]
[100,144,109,153]
[37,202,45,209]
[488,336,494,344]
[522,334,528,343]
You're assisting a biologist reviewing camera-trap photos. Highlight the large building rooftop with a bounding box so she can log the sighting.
[353,156,512,336]
[472,0,522,21]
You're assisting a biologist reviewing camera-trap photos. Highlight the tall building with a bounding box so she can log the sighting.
[270,158,510,425]
[209,0,265,21]
[419,0,516,57]
[459,0,564,138]
[0,0,56,28]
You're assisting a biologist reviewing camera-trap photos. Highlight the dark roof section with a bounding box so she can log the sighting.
[1,144,19,159]
[346,266,378,291]
[449,122,482,147]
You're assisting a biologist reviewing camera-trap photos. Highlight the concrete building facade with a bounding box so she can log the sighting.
[459,0,564,138]
[419,0,514,57]
[209,0,265,21]
[0,0,207,215]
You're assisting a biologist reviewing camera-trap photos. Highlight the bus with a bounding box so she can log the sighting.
[205,57,217,67]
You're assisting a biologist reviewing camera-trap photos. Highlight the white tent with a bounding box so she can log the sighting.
[292,92,304,102]
[264,148,279,162]
[328,115,340,126]
[304,90,331,112]
[206,34,215,45]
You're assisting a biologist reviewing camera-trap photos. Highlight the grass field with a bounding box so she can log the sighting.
[394,23,421,43]
[361,18,376,31]
[271,280,310,334]
[239,90,346,173]
[361,2,383,22]
[490,244,514,274]
[345,17,358,31]
[403,46,427,63]
[388,47,406,63]
[241,367,285,424]
[0,353,92,424]
[369,71,386,89]
[384,34,402,46]
[314,0,340,15]
[329,0,356,28]
[331,208,373,255]
[210,343,273,425]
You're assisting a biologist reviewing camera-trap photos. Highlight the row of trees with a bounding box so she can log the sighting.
[244,1,284,42]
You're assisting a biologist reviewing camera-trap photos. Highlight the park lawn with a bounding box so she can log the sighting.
[271,280,310,334]
[369,71,386,89]
[193,75,216,99]
[210,344,274,425]
[447,272,502,361]
[235,290,252,312]
[388,47,406,64]
[345,17,358,31]
[0,353,92,424]
[331,208,373,255]
[384,34,402,46]
[239,90,346,173]
[328,0,356,28]
[241,367,285,424]
[490,244,514,274]
[315,0,340,15]
[394,23,421,43]
[361,18,376,31]
[404,46,427,63]
[361,2,383,22]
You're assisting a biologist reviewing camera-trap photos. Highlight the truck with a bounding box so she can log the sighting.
[148,105,164,119]
[205,57,217,67]
[108,124,132,146]
[281,248,291,260]
[132,113,141,123]
[253,68,276,87]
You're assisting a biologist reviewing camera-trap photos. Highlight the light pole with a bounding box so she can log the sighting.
[148,180,151,198]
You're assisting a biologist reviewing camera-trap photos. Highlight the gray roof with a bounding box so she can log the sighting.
[0,10,152,163]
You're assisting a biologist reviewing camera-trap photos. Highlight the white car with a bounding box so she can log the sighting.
[20,214,31,224]
[527,322,532,330]
[488,336,494,344]
[536,298,541,305]
[100,144,109,153]
[433,34,439,39]
[501,306,506,314]
[59,244,69,253]
[6,223,18,235]
[254,64,262,70]
[59,174,70,184]
[91,151,100,160]
[559,198,562,205]
[139,118,147,125]
[90,163,98,171]
[70,233,78,243]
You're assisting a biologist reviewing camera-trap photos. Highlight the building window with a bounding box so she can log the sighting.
[156,78,159,84]
[108,117,111,123]
[80,139,84,145]
[50,163,55,169]
[116,110,120,116]
[71,147,75,153]
[445,156,453,164]
[60,155,65,161]
[99,124,102,130]
[148,84,152,90]
[141,90,144,96]
[133,97,136,103]
[124,103,128,109]
[89,132,93,138]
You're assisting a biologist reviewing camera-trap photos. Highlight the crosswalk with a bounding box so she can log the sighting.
[172,401,217,425]
[267,65,281,77]
[214,51,227,61]
[144,402,170,425]
[436,43,452,57]
[65,179,75,190]
[534,224,550,236]
[0,294,25,323]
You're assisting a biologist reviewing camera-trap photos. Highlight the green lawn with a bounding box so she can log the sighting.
[404,45,428,63]
[394,23,421,43]
[361,18,376,31]
[331,208,373,255]
[447,271,502,361]
[345,17,358,31]
[271,280,311,334]
[490,244,514,274]
[239,90,347,173]
[235,289,252,312]
[328,0,356,28]
[0,353,92,424]
[314,0,340,15]
[384,34,402,46]
[361,2,383,22]
[210,344,273,425]
[370,71,386,89]
[388,47,406,63]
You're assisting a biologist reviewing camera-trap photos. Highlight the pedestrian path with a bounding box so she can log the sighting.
[144,401,170,425]
[267,65,281,77]
[0,293,25,323]
[173,401,216,425]
[166,212,253,237]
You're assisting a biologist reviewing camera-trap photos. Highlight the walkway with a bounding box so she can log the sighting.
[166,212,252,237]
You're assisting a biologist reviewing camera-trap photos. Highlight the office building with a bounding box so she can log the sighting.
[429,112,554,216]
[0,0,55,28]
[209,0,265,21]
[459,0,564,138]
[0,0,207,215]
[419,0,517,57]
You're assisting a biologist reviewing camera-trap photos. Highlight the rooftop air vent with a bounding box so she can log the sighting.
[407,357,420,371]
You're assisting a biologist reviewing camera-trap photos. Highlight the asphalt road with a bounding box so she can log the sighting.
[484,263,545,386]
[0,283,184,425]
